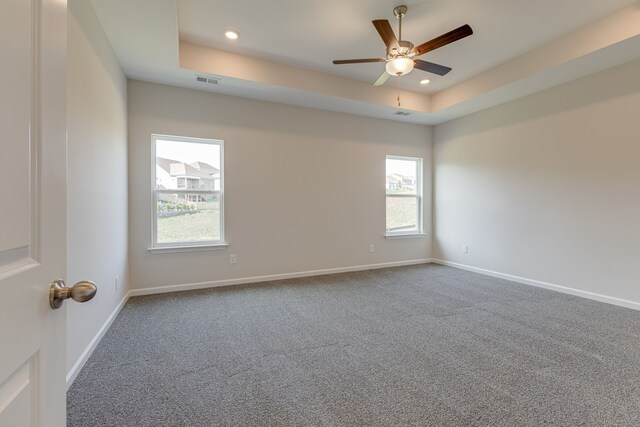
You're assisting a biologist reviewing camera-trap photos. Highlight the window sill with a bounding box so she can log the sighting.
[384,233,427,240]
[147,243,228,254]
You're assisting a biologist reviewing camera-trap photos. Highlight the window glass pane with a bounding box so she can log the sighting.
[386,196,418,233]
[386,158,417,195]
[156,193,220,244]
[155,139,221,191]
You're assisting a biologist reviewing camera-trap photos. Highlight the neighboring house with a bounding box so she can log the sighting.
[190,161,220,183]
[401,176,416,187]
[156,157,220,201]
[386,174,402,190]
[386,173,416,191]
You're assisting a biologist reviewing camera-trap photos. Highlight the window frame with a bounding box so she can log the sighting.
[385,155,424,238]
[149,134,226,253]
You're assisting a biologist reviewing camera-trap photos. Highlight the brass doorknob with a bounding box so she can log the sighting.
[49,279,97,309]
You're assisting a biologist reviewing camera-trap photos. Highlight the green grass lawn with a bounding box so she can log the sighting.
[157,198,416,243]
[157,205,220,243]
[386,196,418,231]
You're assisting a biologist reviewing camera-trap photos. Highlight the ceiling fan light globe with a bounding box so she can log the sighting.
[386,57,414,76]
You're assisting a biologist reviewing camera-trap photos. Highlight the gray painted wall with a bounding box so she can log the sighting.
[434,59,640,304]
[128,80,433,291]
[67,0,129,379]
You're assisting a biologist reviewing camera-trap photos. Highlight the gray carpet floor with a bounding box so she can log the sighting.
[67,264,640,426]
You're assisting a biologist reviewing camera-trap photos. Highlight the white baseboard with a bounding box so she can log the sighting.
[66,291,131,389]
[432,259,640,311]
[130,259,434,297]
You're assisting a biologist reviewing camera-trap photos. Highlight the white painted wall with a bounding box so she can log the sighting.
[67,0,129,383]
[434,59,640,304]
[128,81,432,291]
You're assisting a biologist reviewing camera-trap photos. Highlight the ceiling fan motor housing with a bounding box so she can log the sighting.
[389,40,415,57]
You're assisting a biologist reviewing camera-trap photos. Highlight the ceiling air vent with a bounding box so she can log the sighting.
[394,111,411,116]
[195,75,221,85]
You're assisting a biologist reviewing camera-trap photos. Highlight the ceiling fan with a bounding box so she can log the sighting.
[333,5,473,86]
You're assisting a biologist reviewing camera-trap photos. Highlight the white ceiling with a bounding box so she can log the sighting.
[90,0,640,124]
[177,0,639,93]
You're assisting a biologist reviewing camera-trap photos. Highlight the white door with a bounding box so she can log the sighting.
[0,0,69,426]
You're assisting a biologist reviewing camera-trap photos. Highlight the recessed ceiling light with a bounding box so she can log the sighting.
[420,79,431,85]
[224,30,239,40]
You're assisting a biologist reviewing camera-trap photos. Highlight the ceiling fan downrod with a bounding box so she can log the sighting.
[393,5,407,41]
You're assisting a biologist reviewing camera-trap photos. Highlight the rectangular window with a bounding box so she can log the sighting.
[151,134,225,250]
[386,156,422,236]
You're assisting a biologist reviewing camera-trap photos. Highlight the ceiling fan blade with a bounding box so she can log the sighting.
[373,71,391,86]
[372,20,399,50]
[333,58,386,65]
[413,59,452,76]
[413,24,473,57]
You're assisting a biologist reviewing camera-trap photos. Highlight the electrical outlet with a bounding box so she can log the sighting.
[229,254,237,264]
[462,245,469,254]
[115,276,119,291]
[369,244,375,253]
